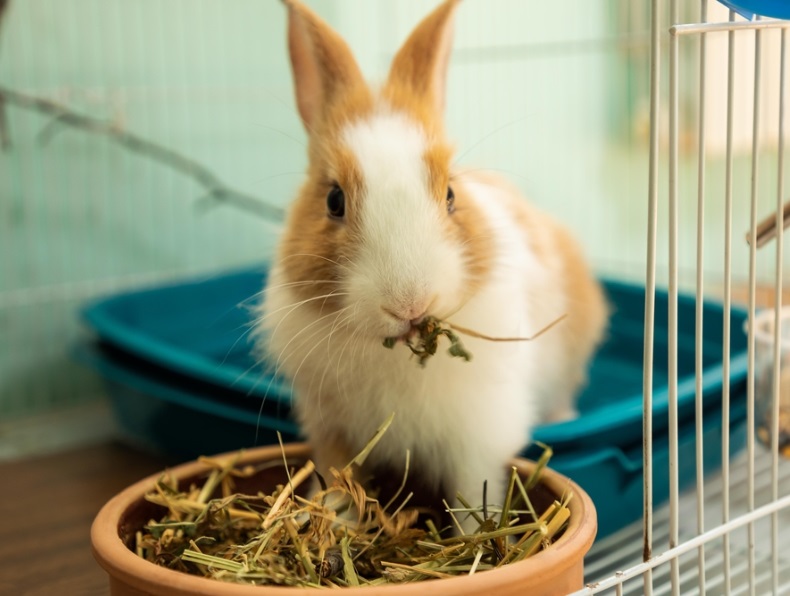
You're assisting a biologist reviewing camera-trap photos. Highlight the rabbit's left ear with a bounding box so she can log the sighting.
[283,0,366,131]
[385,0,460,116]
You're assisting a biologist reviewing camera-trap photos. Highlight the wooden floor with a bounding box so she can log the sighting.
[0,443,168,596]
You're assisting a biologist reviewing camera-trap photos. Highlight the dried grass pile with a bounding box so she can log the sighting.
[134,417,571,587]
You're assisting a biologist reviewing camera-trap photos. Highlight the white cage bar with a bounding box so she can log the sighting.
[694,2,709,594]
[771,27,787,596]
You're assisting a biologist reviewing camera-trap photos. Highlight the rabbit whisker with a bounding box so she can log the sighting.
[239,279,343,311]
[315,304,359,408]
[282,252,355,274]
[289,310,356,403]
[255,290,348,330]
[451,115,532,167]
[270,301,354,381]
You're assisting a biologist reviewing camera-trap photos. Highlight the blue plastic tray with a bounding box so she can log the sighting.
[76,342,300,459]
[81,266,749,450]
[77,339,747,538]
[82,266,292,402]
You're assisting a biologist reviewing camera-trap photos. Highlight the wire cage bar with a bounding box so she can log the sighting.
[770,27,787,596]
[573,1,790,594]
[694,3,709,595]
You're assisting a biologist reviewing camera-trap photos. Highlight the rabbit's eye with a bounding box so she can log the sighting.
[446,186,456,214]
[327,185,345,219]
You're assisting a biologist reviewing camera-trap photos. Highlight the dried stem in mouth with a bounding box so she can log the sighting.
[448,313,568,343]
[383,313,567,367]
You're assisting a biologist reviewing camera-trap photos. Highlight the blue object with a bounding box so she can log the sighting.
[81,267,749,451]
[718,0,790,19]
[82,266,293,402]
[75,342,300,459]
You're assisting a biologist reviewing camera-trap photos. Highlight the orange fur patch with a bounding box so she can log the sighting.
[445,178,496,299]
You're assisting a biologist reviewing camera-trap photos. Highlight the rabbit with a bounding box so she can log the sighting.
[255,0,608,529]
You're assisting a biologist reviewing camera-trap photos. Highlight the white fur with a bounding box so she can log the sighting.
[341,112,464,338]
[258,111,573,526]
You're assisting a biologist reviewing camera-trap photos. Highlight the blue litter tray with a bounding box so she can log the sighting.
[81,266,749,451]
[76,342,300,459]
[77,338,748,538]
[82,266,292,402]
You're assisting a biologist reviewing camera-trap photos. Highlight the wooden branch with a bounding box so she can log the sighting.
[747,200,790,249]
[0,84,286,222]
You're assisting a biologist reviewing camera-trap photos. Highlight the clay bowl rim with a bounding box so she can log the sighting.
[91,443,597,595]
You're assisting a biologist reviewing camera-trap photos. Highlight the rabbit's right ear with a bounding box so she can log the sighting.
[283,0,366,131]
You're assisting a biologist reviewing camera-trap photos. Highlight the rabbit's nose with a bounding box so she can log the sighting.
[382,297,434,324]
[382,305,424,323]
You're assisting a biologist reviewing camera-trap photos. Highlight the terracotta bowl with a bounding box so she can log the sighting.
[92,443,596,596]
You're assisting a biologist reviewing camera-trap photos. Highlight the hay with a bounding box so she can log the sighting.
[134,419,569,587]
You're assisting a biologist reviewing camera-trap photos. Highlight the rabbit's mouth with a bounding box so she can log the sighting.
[380,316,472,366]
[384,317,425,347]
[399,323,423,343]
[382,324,420,348]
